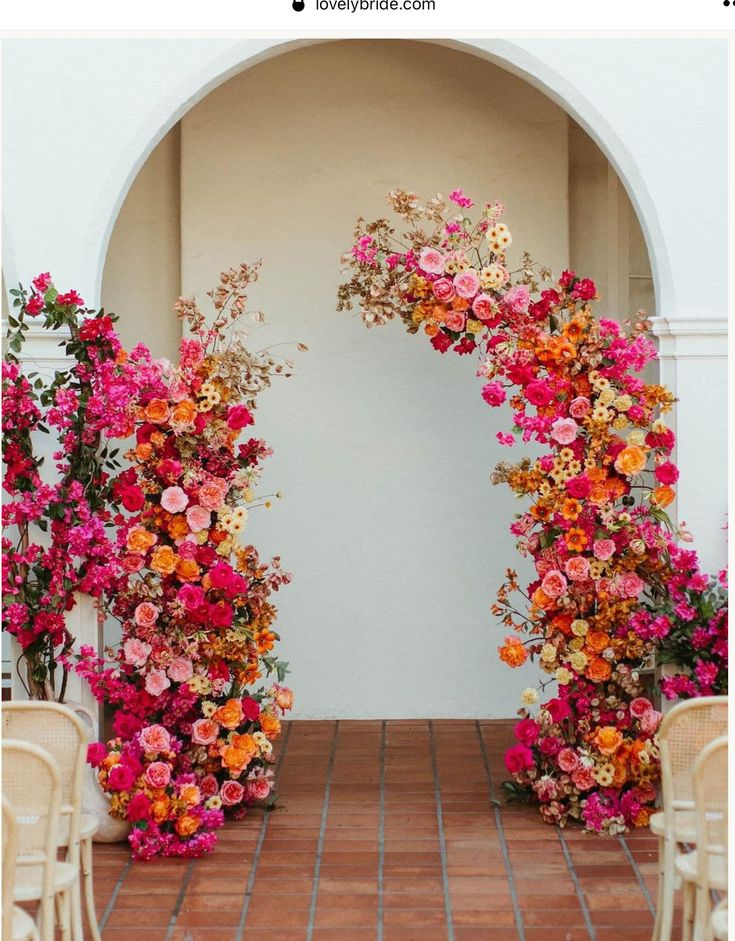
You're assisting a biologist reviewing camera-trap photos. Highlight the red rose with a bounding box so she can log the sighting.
[514,718,540,746]
[545,698,572,724]
[227,405,254,431]
[87,742,107,767]
[120,485,145,512]
[504,743,535,775]
[126,793,152,822]
[430,331,453,354]
[654,461,679,485]
[113,711,145,740]
[107,763,136,791]
[209,601,233,629]
[241,697,261,722]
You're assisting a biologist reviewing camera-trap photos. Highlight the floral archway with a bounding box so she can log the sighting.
[337,188,727,834]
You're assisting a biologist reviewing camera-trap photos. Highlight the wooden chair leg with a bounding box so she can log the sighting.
[693,884,712,941]
[55,889,71,941]
[681,880,696,941]
[657,835,678,941]
[38,895,55,941]
[82,837,102,941]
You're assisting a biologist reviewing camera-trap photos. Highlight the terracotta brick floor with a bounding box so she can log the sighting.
[89,720,675,941]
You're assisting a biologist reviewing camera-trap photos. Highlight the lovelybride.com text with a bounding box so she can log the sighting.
[314,0,437,11]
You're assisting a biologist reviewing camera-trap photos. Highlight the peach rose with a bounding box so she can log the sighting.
[220,780,245,806]
[593,538,616,560]
[651,485,675,508]
[557,748,580,773]
[145,761,171,789]
[198,479,228,512]
[126,527,157,555]
[564,557,590,582]
[571,766,596,791]
[213,699,244,730]
[150,545,176,576]
[172,400,197,426]
[134,602,159,628]
[176,558,201,582]
[139,725,172,755]
[144,399,171,423]
[260,714,281,740]
[167,657,193,683]
[179,784,201,807]
[175,813,201,837]
[614,445,647,477]
[123,637,152,668]
[541,570,568,600]
[593,726,623,755]
[191,718,220,745]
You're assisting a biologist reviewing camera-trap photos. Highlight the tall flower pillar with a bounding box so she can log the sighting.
[650,317,728,573]
[2,318,103,722]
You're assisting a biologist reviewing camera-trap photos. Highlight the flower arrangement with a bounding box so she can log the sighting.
[338,189,728,833]
[77,263,299,858]
[2,276,143,699]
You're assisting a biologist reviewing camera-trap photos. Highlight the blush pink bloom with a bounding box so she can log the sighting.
[454,269,481,299]
[629,697,653,719]
[432,278,455,303]
[418,247,445,275]
[191,718,220,745]
[541,570,568,599]
[471,293,496,322]
[503,284,531,314]
[160,486,189,514]
[593,539,616,561]
[168,378,192,403]
[123,638,152,668]
[245,776,272,801]
[179,339,205,370]
[167,658,194,683]
[571,766,596,791]
[139,725,172,755]
[640,709,663,735]
[145,761,172,789]
[569,396,591,419]
[186,505,211,533]
[198,478,228,512]
[550,417,579,445]
[134,602,159,628]
[444,309,466,332]
[564,557,590,582]
[121,554,145,574]
[618,571,645,598]
[220,780,246,806]
[557,748,579,773]
[145,670,171,697]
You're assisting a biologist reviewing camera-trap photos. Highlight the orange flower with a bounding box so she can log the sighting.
[651,486,675,508]
[531,587,555,611]
[632,806,653,828]
[424,322,439,338]
[168,515,190,540]
[126,526,157,555]
[614,445,647,477]
[175,813,201,837]
[260,714,281,740]
[530,503,551,522]
[562,320,585,343]
[213,699,244,730]
[589,484,609,506]
[498,636,528,668]
[565,528,588,551]
[144,399,171,423]
[585,631,610,653]
[150,545,177,576]
[220,746,252,776]
[135,443,153,462]
[586,656,612,682]
[238,662,262,686]
[550,612,574,636]
[592,726,624,755]
[176,558,201,582]
[451,296,470,311]
[611,759,629,787]
[230,733,257,756]
[151,797,171,824]
[560,498,581,521]
[172,400,197,425]
[179,784,201,807]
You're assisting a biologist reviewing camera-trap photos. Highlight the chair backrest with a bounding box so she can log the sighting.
[2,701,87,856]
[2,795,18,939]
[658,696,728,810]
[693,735,728,864]
[2,739,62,908]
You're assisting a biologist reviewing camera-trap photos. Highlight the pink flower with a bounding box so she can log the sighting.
[432,278,455,303]
[550,417,579,445]
[593,539,616,561]
[25,294,44,316]
[557,748,579,773]
[107,764,136,791]
[454,270,481,299]
[541,570,568,599]
[123,638,152,668]
[525,381,553,408]
[191,718,220,745]
[629,697,653,719]
[514,718,540,745]
[168,658,194,683]
[121,554,145,574]
[444,309,466,332]
[545,698,572,723]
[617,571,645,598]
[126,793,152,822]
[145,670,171,697]
[448,188,473,208]
[145,761,172,789]
[505,743,535,775]
[640,709,662,735]
[654,461,679,485]
[566,475,591,499]
[87,743,107,767]
[503,285,530,314]
[569,396,591,419]
[245,776,272,802]
[199,774,218,798]
[32,272,52,293]
[198,478,228,512]
[179,339,205,370]
[178,584,205,611]
[471,293,497,324]
[227,405,254,431]
[571,766,596,791]
[160,486,189,514]
[418,247,445,275]
[186,505,211,533]
[134,602,159,628]
[220,780,245,806]
[139,725,172,755]
[481,382,506,407]
[564,557,590,582]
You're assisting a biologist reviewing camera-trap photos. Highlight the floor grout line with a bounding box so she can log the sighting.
[428,719,455,941]
[475,720,526,941]
[377,718,386,941]
[98,857,132,932]
[162,859,195,941]
[306,718,340,941]
[618,834,657,917]
[235,720,294,940]
[557,826,597,941]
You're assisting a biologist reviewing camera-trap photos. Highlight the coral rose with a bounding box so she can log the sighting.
[198,478,228,511]
[213,699,244,730]
[191,719,220,745]
[564,556,590,582]
[220,780,245,806]
[432,278,455,303]
[444,309,466,332]
[557,748,579,772]
[614,445,647,476]
[145,761,172,789]
[629,697,653,719]
[144,399,170,423]
[245,776,272,802]
[139,725,172,755]
[134,602,159,628]
[541,570,568,599]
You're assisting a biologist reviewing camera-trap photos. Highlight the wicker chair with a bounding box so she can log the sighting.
[2,702,101,941]
[2,740,77,941]
[3,795,40,941]
[711,900,728,941]
[650,696,728,941]
[676,735,727,941]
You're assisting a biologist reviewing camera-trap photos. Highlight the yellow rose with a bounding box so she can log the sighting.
[571,619,589,636]
[555,667,572,685]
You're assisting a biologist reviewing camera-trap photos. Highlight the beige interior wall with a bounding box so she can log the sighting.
[101,125,182,358]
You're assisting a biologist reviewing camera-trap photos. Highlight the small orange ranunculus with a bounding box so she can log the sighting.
[651,485,675,508]
[260,714,281,740]
[498,636,528,668]
[593,726,624,756]
[176,558,201,582]
[614,445,647,477]
[144,399,171,424]
[126,526,157,555]
[565,528,588,552]
[589,484,610,506]
[168,515,190,540]
[175,813,201,837]
[151,797,172,824]
[150,545,177,576]
[424,322,439,338]
[135,443,153,462]
[172,400,197,426]
[213,699,244,730]
[586,656,612,682]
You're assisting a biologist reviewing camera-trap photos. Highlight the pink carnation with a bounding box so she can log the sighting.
[418,247,445,275]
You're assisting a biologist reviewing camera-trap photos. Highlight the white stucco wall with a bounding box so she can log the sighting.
[2,36,728,716]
